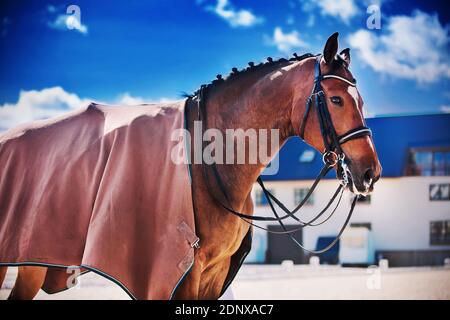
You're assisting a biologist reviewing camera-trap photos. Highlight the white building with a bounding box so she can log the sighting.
[247,113,450,267]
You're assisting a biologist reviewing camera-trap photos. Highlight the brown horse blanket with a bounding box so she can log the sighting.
[0,101,200,299]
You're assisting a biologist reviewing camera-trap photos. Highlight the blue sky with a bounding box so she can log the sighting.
[0,0,449,130]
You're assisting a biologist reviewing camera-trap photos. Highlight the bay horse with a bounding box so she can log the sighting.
[0,32,381,299]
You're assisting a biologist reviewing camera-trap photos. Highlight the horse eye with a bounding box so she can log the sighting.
[330,96,343,106]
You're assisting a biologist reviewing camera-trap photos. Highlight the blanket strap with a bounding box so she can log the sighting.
[177,221,200,249]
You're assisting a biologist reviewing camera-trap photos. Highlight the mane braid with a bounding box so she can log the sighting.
[189,52,316,97]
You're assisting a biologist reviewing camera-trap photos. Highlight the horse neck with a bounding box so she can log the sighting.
[203,60,312,207]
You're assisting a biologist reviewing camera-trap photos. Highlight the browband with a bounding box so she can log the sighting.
[321,74,356,86]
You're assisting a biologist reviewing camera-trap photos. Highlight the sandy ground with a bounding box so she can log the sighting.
[1,264,449,300]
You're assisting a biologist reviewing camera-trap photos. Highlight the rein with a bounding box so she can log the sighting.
[193,54,372,254]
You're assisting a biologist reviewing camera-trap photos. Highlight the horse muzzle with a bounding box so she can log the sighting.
[337,161,381,196]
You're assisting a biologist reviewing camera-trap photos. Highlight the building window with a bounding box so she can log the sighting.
[429,184,450,201]
[406,147,450,176]
[255,189,274,206]
[430,220,450,245]
[299,149,315,163]
[294,188,314,206]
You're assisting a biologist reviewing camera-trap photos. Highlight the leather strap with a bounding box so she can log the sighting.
[266,191,358,254]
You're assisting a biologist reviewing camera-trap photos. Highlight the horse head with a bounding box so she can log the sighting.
[292,33,382,195]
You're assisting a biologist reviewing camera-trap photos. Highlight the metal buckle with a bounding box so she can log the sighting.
[191,238,200,249]
[322,151,339,167]
[339,154,349,187]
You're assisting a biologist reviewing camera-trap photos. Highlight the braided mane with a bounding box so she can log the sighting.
[187,53,316,97]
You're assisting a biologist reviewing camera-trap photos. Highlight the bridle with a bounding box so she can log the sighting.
[299,55,372,187]
[193,54,373,254]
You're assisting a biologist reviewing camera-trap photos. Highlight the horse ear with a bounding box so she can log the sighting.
[323,32,339,64]
[340,48,351,66]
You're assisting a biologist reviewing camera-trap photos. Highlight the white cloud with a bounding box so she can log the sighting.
[207,0,263,28]
[348,10,450,84]
[441,105,450,113]
[306,0,359,24]
[267,27,308,54]
[0,87,90,131]
[48,14,88,35]
[115,93,175,105]
[116,92,146,105]
[0,87,177,131]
